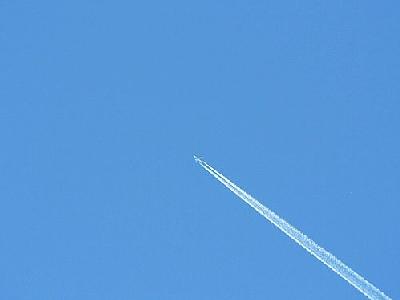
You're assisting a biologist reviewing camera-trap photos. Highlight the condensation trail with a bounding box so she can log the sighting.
[194,155,391,300]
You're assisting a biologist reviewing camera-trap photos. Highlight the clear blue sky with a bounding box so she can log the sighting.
[1,1,399,299]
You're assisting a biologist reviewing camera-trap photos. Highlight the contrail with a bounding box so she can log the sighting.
[194,155,391,300]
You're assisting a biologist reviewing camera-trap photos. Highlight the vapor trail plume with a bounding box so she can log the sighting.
[194,155,391,300]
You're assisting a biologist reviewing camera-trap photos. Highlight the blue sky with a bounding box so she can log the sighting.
[1,1,399,299]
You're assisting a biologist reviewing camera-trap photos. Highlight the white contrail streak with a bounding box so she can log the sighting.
[194,155,391,300]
